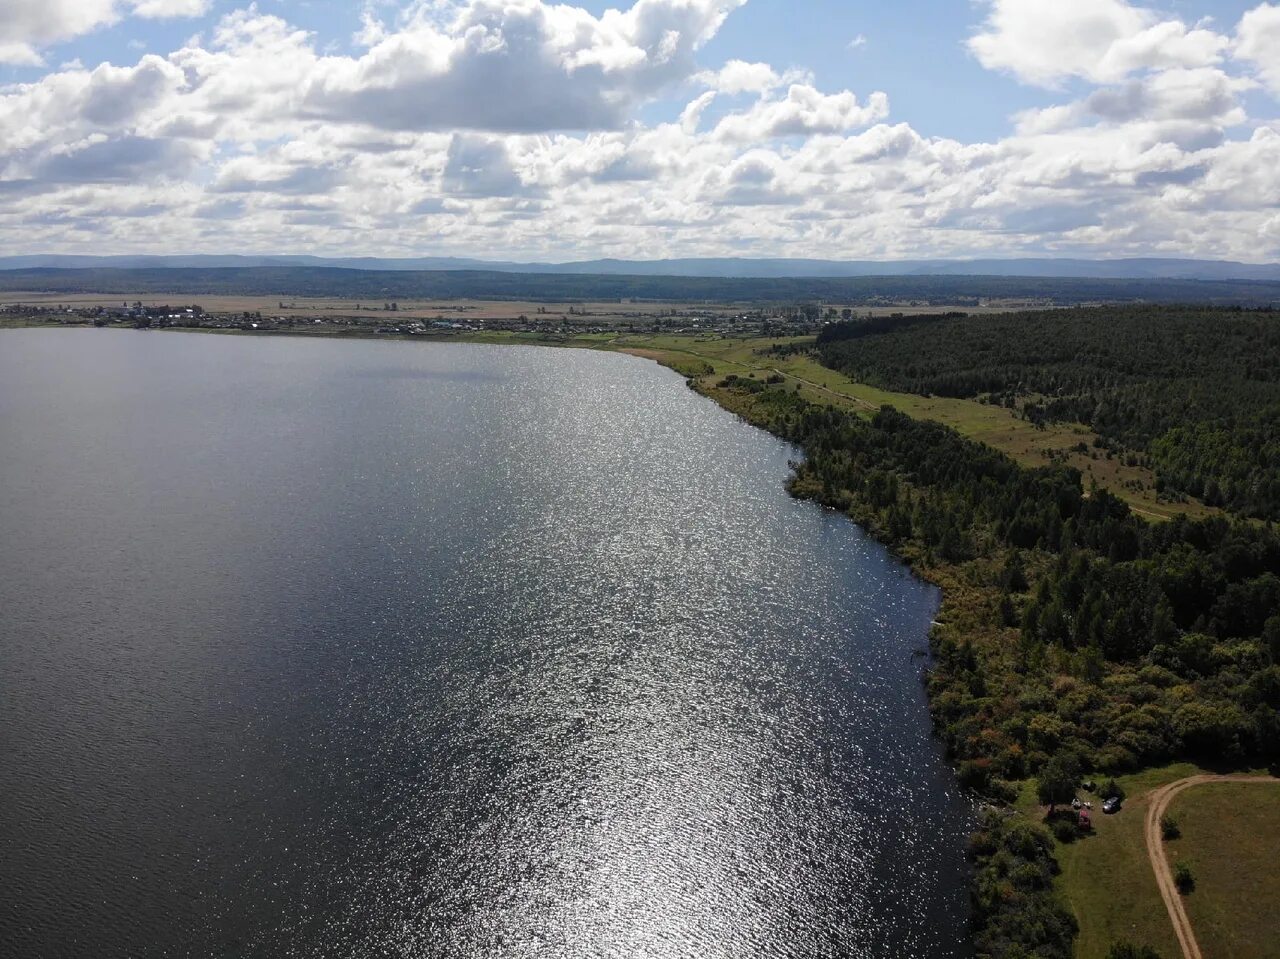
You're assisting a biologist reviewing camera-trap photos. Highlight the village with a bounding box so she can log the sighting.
[1,297,893,339]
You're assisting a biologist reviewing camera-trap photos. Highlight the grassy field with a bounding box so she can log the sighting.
[1009,764,1279,959]
[0,291,1014,323]
[1035,765,1199,959]
[0,292,701,318]
[1164,782,1280,959]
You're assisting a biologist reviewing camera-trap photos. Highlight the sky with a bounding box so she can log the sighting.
[1,0,1279,262]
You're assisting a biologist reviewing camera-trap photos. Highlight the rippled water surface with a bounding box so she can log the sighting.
[0,330,971,958]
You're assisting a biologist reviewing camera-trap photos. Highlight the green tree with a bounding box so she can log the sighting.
[1174,861,1195,894]
[1037,754,1081,811]
[1264,615,1280,664]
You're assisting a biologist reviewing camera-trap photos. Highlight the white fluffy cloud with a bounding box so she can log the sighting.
[0,0,209,64]
[298,0,745,131]
[1237,3,1280,95]
[697,59,791,94]
[969,0,1226,86]
[1,0,1279,261]
[0,0,119,64]
[711,85,889,141]
[132,0,210,17]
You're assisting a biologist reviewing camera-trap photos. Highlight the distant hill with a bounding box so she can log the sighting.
[2,255,1278,282]
[2,266,1279,306]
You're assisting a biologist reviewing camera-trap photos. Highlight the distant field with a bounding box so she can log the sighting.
[0,292,717,322]
[1165,782,1280,959]
[0,291,1016,322]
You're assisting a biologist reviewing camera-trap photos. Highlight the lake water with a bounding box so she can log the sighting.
[0,329,971,958]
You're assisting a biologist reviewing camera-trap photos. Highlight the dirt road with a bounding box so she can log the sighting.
[1144,774,1280,959]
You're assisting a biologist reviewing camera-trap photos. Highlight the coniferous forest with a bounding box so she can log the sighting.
[817,306,1280,520]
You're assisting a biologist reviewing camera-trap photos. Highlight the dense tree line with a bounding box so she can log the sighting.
[707,372,1280,956]
[3,268,1280,305]
[817,306,1280,520]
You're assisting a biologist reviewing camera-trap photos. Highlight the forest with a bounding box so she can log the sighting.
[706,360,1280,958]
[2,267,1280,306]
[817,306,1280,521]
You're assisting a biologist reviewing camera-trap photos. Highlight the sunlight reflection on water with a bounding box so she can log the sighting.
[0,331,972,958]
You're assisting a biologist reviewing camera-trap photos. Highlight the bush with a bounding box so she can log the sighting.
[1174,861,1195,894]
[986,778,1021,805]
[1160,815,1181,840]
[957,759,992,793]
[1100,778,1127,801]
[1051,817,1079,844]
[1106,942,1163,959]
[969,810,1077,959]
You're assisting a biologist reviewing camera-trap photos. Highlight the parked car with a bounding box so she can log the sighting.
[1103,797,1122,814]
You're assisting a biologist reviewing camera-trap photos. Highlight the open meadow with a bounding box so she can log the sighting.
[1164,781,1280,959]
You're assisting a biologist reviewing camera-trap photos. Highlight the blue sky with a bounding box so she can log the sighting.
[1,0,1279,260]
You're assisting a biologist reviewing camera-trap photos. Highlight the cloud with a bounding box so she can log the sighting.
[2,0,1280,263]
[969,0,1227,87]
[131,0,210,18]
[712,85,889,141]
[0,56,187,166]
[0,0,210,65]
[1084,68,1249,125]
[1236,3,1280,96]
[697,59,791,94]
[299,0,747,132]
[35,135,204,185]
[214,161,347,197]
[0,0,118,64]
[442,134,539,197]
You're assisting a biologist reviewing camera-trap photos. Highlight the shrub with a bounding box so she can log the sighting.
[1100,778,1127,801]
[969,810,1077,959]
[986,778,1020,805]
[1051,817,1079,844]
[956,759,992,793]
[1160,815,1180,840]
[1174,861,1195,894]
[1106,942,1163,959]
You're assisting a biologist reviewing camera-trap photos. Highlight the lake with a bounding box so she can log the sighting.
[0,329,971,957]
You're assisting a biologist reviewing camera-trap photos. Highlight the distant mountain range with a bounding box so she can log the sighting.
[3,254,1279,282]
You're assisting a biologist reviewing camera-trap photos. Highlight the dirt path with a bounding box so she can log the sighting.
[769,368,880,411]
[1144,774,1280,959]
